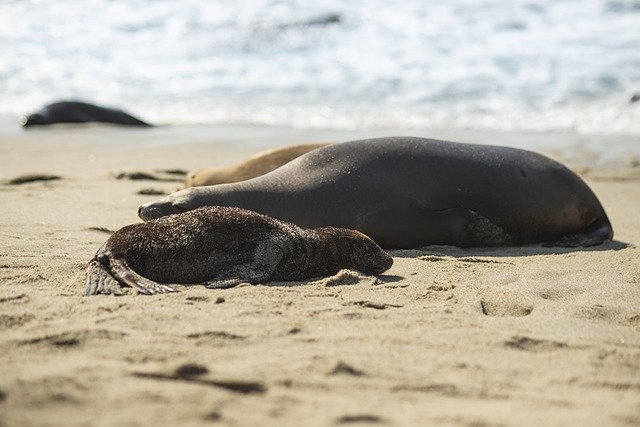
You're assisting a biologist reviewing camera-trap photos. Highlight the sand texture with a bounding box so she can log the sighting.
[1,127,639,426]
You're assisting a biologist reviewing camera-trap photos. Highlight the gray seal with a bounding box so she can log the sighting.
[20,101,152,127]
[139,137,613,249]
[85,206,393,295]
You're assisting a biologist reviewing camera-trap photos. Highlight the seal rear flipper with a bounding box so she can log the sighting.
[544,217,614,247]
[85,260,126,296]
[108,258,178,295]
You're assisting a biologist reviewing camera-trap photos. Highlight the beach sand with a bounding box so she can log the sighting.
[0,125,639,426]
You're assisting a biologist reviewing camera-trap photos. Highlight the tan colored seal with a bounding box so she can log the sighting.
[185,143,330,187]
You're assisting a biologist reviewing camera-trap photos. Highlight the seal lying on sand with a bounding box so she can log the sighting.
[139,137,613,249]
[85,206,392,295]
[20,101,152,127]
[186,143,330,187]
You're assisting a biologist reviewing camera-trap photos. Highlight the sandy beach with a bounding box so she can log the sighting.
[1,125,639,426]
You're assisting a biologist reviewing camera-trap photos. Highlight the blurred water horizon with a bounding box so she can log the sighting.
[1,0,639,134]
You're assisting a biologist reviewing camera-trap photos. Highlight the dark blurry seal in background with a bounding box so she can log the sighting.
[85,206,393,295]
[20,101,152,127]
[139,137,613,249]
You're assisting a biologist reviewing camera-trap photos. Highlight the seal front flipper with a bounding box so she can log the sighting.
[204,238,287,289]
[203,260,280,289]
[204,278,245,289]
[372,207,513,248]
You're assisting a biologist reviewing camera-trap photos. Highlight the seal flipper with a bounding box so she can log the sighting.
[204,237,286,289]
[544,217,613,247]
[108,258,178,295]
[85,260,125,296]
[205,278,245,289]
[203,265,274,289]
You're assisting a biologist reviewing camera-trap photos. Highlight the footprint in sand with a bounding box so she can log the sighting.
[4,174,62,185]
[0,293,30,304]
[114,170,184,182]
[17,329,127,349]
[186,330,246,344]
[345,301,403,310]
[504,336,567,352]
[11,375,88,406]
[336,415,385,424]
[85,226,114,234]
[573,304,640,328]
[479,292,534,317]
[136,187,168,195]
[132,363,266,394]
[328,361,366,377]
[0,313,35,329]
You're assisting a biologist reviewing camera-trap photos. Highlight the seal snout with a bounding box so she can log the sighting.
[375,252,394,274]
[138,199,180,221]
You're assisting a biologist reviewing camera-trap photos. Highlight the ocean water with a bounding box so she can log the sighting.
[1,0,639,134]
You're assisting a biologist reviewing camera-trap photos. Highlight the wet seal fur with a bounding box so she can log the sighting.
[85,206,392,295]
[140,137,613,249]
[185,143,330,187]
[20,101,152,127]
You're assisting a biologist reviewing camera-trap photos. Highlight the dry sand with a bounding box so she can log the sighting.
[0,125,639,426]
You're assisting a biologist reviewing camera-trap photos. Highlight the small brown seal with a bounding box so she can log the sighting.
[85,206,392,295]
[185,143,330,187]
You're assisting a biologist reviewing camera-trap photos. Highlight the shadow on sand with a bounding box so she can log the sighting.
[388,240,632,259]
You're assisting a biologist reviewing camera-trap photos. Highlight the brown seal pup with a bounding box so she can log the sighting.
[139,137,613,249]
[85,206,392,295]
[185,143,330,187]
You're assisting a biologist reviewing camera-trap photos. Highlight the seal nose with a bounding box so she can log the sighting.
[376,252,394,273]
[138,202,165,221]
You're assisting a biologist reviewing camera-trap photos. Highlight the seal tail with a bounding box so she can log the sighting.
[545,216,614,248]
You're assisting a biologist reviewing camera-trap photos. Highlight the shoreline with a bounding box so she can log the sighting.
[1,126,639,425]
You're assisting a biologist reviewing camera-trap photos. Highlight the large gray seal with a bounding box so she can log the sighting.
[20,101,152,127]
[139,137,613,249]
[85,206,392,295]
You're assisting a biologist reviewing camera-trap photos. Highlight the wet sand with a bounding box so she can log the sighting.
[0,125,639,426]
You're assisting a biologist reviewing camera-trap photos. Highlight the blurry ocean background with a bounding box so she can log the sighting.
[1,0,639,135]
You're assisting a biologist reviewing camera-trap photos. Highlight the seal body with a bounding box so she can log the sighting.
[20,101,152,127]
[85,206,392,295]
[186,143,330,187]
[139,137,613,249]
